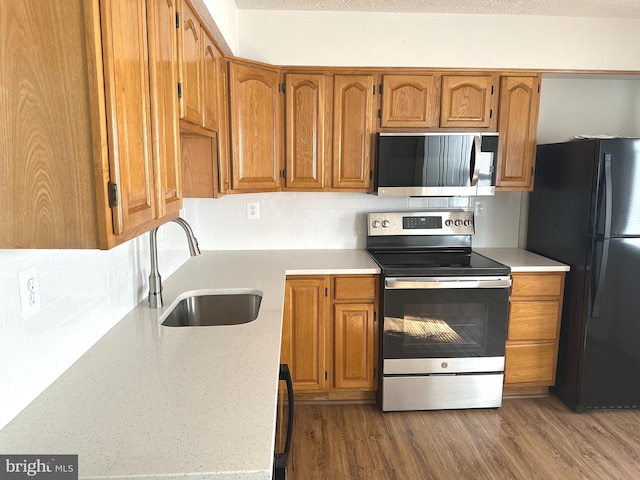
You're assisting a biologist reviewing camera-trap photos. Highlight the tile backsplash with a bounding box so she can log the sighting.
[0,191,522,429]
[182,192,522,250]
[0,227,190,429]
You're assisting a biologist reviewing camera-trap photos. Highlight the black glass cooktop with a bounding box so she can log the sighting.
[368,250,510,277]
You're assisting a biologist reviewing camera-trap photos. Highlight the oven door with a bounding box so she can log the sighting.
[382,276,511,374]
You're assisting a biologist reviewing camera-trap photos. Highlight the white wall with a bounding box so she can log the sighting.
[537,75,640,143]
[203,0,239,54]
[516,75,640,247]
[0,226,190,429]
[237,11,640,70]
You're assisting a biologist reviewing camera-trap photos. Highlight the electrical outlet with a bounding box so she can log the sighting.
[18,266,41,317]
[247,201,260,220]
[475,200,486,217]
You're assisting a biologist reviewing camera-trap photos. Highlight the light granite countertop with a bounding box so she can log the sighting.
[0,250,380,480]
[476,248,570,272]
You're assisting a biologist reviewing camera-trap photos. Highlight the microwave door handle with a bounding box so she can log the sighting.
[470,135,481,186]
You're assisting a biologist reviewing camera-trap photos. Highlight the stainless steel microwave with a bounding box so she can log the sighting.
[374,132,499,197]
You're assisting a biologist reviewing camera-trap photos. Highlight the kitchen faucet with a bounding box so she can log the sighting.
[148,217,201,308]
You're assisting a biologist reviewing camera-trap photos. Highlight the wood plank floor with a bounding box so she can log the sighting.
[287,396,640,480]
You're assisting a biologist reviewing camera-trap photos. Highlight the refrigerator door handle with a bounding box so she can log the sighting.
[591,238,610,318]
[591,154,612,318]
[602,154,613,238]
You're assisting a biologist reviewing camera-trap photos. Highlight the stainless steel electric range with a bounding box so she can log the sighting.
[366,211,511,412]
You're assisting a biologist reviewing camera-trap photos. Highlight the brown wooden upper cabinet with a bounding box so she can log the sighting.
[224,69,375,193]
[496,75,542,191]
[228,61,283,191]
[147,0,183,222]
[284,73,327,190]
[332,74,376,190]
[177,0,203,125]
[203,31,221,131]
[284,71,375,192]
[177,0,220,131]
[380,74,439,128]
[0,0,182,249]
[440,74,498,129]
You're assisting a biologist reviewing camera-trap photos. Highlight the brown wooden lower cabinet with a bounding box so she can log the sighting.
[333,302,376,390]
[503,272,566,397]
[281,274,379,402]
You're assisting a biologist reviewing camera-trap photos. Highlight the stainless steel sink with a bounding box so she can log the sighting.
[161,292,262,327]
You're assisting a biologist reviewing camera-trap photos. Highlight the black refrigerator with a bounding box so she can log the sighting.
[527,138,640,412]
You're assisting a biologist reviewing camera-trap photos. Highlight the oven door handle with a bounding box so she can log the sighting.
[385,276,512,289]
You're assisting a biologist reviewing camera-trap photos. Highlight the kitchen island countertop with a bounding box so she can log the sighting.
[0,250,380,480]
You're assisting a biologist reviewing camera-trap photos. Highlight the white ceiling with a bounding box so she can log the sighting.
[233,0,640,18]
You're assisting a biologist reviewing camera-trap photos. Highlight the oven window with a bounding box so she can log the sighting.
[383,288,508,359]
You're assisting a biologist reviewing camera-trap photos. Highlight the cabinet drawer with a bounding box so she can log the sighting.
[511,273,564,297]
[333,276,377,301]
[508,300,560,340]
[505,343,556,384]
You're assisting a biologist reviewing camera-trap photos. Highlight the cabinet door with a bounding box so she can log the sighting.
[0,0,107,248]
[380,74,439,128]
[181,132,218,198]
[147,0,182,217]
[281,278,328,392]
[440,74,496,129]
[333,303,376,390]
[333,275,377,301]
[178,0,204,126]
[332,75,375,190]
[202,31,220,131]
[216,58,231,193]
[511,273,564,297]
[496,75,541,191]
[100,0,156,235]
[505,343,557,384]
[508,301,561,341]
[285,73,325,189]
[229,62,282,190]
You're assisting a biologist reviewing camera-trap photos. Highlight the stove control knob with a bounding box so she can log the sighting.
[464,219,473,227]
[444,219,453,227]
[381,220,390,228]
[372,220,381,228]
[454,219,463,227]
